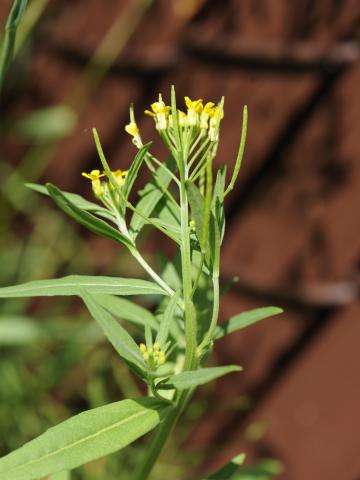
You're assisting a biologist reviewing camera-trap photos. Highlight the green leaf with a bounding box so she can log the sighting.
[209,212,221,275]
[214,307,283,340]
[14,106,77,143]
[0,316,43,345]
[224,106,248,197]
[212,166,227,241]
[80,289,146,377]
[26,183,115,222]
[50,472,70,480]
[130,157,176,238]
[0,275,167,298]
[160,258,182,291]
[94,294,159,331]
[162,365,242,390]
[186,181,206,253]
[156,290,180,347]
[232,459,283,479]
[0,397,169,480]
[149,218,180,237]
[46,183,132,248]
[201,453,246,479]
[170,85,182,151]
[0,0,28,92]
[123,143,151,201]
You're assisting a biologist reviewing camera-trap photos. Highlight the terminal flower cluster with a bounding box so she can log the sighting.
[125,94,224,151]
[139,342,166,369]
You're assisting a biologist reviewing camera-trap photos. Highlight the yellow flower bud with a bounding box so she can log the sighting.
[111,169,128,188]
[125,121,142,148]
[82,170,106,197]
[185,96,203,126]
[125,122,139,136]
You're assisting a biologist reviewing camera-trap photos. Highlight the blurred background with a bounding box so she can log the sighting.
[0,1,360,479]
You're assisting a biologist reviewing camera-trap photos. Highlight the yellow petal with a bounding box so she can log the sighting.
[125,122,139,136]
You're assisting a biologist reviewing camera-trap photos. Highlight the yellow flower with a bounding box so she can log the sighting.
[125,122,139,136]
[178,110,188,127]
[125,121,142,148]
[184,96,203,113]
[108,169,128,188]
[82,170,106,197]
[139,342,166,368]
[208,106,224,141]
[81,169,105,182]
[200,102,215,129]
[184,96,203,126]
[145,95,171,130]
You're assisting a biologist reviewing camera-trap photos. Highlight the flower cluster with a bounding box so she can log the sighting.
[139,342,166,368]
[82,168,128,198]
[125,94,224,146]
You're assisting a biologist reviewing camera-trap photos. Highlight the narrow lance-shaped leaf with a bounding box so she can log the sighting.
[212,166,227,242]
[130,156,177,238]
[92,128,122,194]
[170,84,182,153]
[156,290,180,347]
[94,294,159,331]
[80,289,146,378]
[186,181,206,253]
[46,183,133,249]
[26,183,115,222]
[0,275,167,298]
[0,398,169,480]
[224,106,248,197]
[50,471,70,480]
[0,316,43,345]
[202,153,214,254]
[123,143,151,202]
[209,212,221,275]
[232,459,283,479]
[213,307,283,340]
[0,0,28,91]
[15,105,77,143]
[145,321,153,347]
[160,365,242,391]
[200,453,246,480]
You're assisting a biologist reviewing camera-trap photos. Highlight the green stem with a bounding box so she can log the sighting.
[134,152,198,480]
[179,174,198,371]
[130,248,174,297]
[198,274,219,351]
[133,391,190,480]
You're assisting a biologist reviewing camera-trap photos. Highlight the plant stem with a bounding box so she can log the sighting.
[179,173,198,371]
[198,274,219,351]
[134,152,198,480]
[133,391,190,480]
[130,248,174,297]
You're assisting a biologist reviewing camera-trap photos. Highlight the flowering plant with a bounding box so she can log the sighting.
[0,87,282,480]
